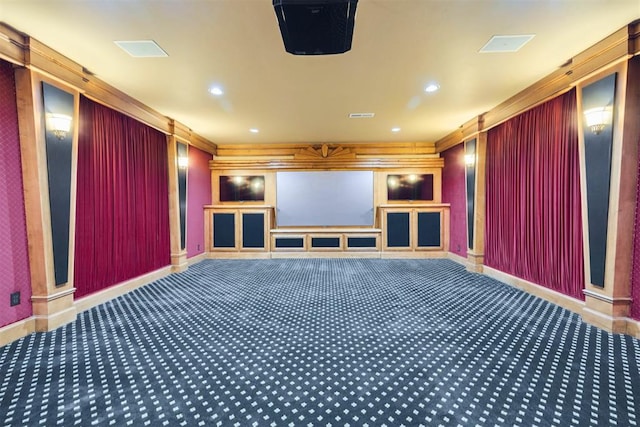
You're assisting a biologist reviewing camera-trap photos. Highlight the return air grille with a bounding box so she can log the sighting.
[348,112,375,118]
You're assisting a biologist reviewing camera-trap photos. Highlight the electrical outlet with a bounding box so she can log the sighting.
[10,291,20,307]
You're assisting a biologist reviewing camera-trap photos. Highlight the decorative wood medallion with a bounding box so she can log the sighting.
[294,144,356,160]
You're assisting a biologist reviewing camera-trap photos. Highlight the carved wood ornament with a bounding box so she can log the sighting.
[294,144,356,160]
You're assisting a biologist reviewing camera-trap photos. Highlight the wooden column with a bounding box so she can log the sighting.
[14,68,77,331]
[580,58,640,334]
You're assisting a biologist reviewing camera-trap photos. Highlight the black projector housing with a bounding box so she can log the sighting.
[273,0,359,55]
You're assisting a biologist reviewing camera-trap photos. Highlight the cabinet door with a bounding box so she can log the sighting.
[242,212,265,249]
[386,212,411,248]
[213,213,236,248]
[417,211,441,248]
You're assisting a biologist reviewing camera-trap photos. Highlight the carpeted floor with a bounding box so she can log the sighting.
[1,259,639,426]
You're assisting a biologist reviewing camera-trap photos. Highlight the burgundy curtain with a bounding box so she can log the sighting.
[631,136,640,320]
[74,96,170,298]
[485,89,584,300]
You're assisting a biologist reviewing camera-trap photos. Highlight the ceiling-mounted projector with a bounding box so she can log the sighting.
[273,0,359,55]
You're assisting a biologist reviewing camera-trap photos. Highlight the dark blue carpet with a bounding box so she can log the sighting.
[1,259,639,426]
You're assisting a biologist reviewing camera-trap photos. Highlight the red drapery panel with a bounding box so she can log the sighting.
[485,89,584,300]
[74,96,170,298]
[630,136,640,320]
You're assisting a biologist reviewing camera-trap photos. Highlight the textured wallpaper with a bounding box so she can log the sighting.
[0,60,32,327]
[186,146,212,258]
[441,144,468,258]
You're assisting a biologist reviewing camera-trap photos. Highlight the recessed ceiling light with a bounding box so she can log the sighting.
[424,83,440,93]
[391,127,401,132]
[479,34,535,53]
[114,40,168,57]
[249,128,259,133]
[209,86,224,96]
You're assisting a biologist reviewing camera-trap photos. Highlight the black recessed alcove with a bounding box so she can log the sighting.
[582,73,616,287]
[465,138,476,250]
[42,82,74,286]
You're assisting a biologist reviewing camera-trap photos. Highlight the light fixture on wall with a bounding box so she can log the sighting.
[583,106,612,135]
[177,155,189,169]
[47,113,72,140]
[464,153,476,166]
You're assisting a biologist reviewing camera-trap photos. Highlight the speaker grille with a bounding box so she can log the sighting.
[273,0,358,55]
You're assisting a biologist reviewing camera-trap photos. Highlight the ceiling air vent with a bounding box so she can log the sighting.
[114,40,168,57]
[479,34,535,53]
[349,112,375,118]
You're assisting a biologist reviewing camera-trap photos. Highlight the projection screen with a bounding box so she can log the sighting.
[276,171,374,226]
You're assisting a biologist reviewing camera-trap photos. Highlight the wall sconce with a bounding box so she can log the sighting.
[583,106,612,135]
[177,155,189,169]
[464,153,476,166]
[47,113,72,140]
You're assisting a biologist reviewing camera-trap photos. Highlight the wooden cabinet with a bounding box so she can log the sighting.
[379,204,449,253]
[205,206,274,254]
[204,204,448,258]
[270,229,381,254]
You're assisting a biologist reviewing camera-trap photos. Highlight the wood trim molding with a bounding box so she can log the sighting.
[0,317,35,348]
[583,289,632,304]
[214,141,436,159]
[187,252,208,266]
[483,266,586,315]
[74,266,172,314]
[30,287,76,303]
[0,23,27,65]
[629,20,640,56]
[436,116,485,153]
[447,251,468,267]
[209,156,444,170]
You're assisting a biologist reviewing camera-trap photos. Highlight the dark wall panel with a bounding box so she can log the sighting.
[213,213,235,248]
[177,142,188,250]
[417,212,441,247]
[311,237,340,248]
[42,82,74,286]
[347,237,377,248]
[583,73,617,287]
[465,138,476,250]
[242,213,265,248]
[387,212,410,247]
[275,237,304,248]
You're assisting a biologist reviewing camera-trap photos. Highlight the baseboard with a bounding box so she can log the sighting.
[271,251,382,259]
[380,251,448,259]
[626,317,640,338]
[187,252,207,266]
[208,252,273,259]
[34,306,77,332]
[75,265,173,314]
[446,252,468,266]
[581,307,628,334]
[483,266,585,315]
[0,317,35,348]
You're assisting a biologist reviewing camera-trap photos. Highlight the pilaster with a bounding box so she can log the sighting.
[14,67,77,331]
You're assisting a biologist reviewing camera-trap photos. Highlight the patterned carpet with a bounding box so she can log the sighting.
[1,259,639,426]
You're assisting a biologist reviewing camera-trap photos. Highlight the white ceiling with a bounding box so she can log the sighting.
[1,0,638,145]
